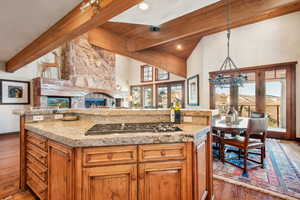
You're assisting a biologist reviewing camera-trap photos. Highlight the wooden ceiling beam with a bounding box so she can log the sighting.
[88,28,187,77]
[127,0,300,52]
[5,0,142,72]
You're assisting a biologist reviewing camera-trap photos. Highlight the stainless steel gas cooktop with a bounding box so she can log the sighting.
[85,122,182,135]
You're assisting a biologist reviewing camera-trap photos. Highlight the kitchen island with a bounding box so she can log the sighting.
[14,109,215,200]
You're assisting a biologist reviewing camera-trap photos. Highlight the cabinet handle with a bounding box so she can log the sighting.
[160,150,166,156]
[139,173,144,180]
[131,175,137,181]
[107,153,113,160]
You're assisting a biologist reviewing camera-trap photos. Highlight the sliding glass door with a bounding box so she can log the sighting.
[210,62,296,139]
[265,69,287,130]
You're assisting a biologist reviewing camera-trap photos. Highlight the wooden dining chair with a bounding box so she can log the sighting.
[222,118,268,176]
[212,128,222,160]
[249,112,268,158]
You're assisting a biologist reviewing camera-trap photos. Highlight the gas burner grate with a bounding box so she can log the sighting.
[85,122,182,135]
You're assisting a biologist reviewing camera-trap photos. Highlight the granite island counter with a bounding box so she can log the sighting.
[14,109,215,200]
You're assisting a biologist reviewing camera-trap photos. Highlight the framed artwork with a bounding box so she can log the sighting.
[0,79,30,104]
[187,75,199,106]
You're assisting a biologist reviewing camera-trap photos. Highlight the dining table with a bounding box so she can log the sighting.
[212,117,249,135]
[211,117,250,160]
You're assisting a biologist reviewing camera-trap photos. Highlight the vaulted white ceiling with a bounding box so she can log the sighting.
[0,0,81,62]
[0,0,220,62]
[111,0,220,26]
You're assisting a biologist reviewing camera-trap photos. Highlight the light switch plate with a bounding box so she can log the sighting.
[183,116,193,123]
[54,114,63,120]
[33,115,44,121]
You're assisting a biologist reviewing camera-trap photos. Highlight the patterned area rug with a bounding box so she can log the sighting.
[213,140,300,199]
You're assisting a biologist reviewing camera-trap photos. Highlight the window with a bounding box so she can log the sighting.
[141,65,153,82]
[130,85,153,108]
[156,81,185,108]
[143,86,153,108]
[238,72,256,117]
[215,87,230,115]
[171,84,184,107]
[157,86,168,108]
[209,62,296,139]
[131,86,142,108]
[156,68,169,81]
[265,69,286,129]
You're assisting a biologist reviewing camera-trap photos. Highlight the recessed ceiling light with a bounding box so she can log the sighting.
[138,2,149,11]
[176,44,183,50]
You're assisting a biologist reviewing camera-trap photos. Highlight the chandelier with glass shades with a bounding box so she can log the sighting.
[209,0,247,88]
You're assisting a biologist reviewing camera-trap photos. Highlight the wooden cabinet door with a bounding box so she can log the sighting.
[48,141,73,200]
[194,141,208,200]
[82,164,137,200]
[139,161,187,200]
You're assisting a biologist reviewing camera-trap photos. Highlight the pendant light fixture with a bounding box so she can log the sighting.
[209,0,247,88]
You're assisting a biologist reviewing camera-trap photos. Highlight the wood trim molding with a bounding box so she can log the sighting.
[88,28,187,77]
[5,0,142,72]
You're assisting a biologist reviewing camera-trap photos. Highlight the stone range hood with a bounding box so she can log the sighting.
[39,78,115,98]
[32,78,122,108]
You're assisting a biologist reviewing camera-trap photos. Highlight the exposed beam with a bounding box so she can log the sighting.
[127,0,300,52]
[6,0,142,72]
[88,28,187,77]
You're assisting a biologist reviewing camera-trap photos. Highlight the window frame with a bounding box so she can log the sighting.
[155,80,185,108]
[209,61,297,140]
[141,65,153,82]
[130,84,154,108]
[155,68,170,81]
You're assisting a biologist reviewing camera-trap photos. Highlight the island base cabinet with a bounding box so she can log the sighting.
[138,161,188,200]
[82,164,138,200]
[194,142,208,200]
[48,141,74,200]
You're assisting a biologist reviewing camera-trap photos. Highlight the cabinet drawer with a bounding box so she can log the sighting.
[27,154,48,182]
[138,144,186,162]
[27,142,47,166]
[27,131,47,151]
[27,168,47,200]
[83,145,137,167]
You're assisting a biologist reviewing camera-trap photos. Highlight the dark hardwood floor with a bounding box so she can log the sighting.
[0,133,299,200]
[0,133,20,199]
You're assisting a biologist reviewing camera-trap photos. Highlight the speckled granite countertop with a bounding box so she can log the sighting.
[14,108,218,117]
[25,120,210,147]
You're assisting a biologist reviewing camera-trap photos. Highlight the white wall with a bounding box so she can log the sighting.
[187,11,300,137]
[0,53,55,134]
[115,54,131,92]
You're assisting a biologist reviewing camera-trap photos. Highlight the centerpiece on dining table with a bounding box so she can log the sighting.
[225,105,240,125]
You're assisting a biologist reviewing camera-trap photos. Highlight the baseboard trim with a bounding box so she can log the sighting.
[213,174,298,200]
[0,132,19,136]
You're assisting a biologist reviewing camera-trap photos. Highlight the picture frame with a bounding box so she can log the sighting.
[0,79,30,105]
[187,75,199,106]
